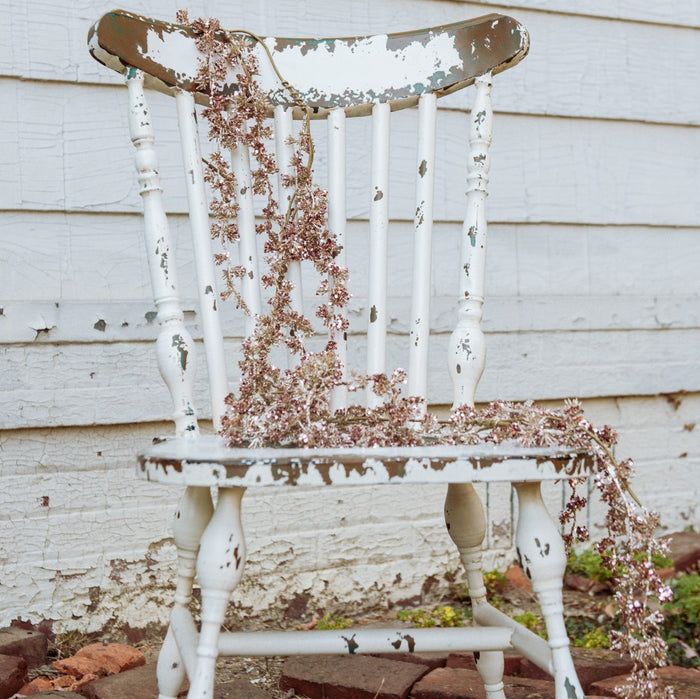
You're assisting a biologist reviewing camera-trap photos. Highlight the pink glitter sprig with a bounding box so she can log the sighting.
[181,13,675,697]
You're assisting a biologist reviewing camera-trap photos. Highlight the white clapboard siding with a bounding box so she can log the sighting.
[1,0,699,633]
[3,0,700,107]
[3,328,699,429]
[3,216,700,304]
[3,80,700,225]
[1,393,697,630]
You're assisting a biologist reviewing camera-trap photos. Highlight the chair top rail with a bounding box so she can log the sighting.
[138,435,595,488]
[88,9,529,117]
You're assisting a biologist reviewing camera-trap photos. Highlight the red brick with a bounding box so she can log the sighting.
[214,678,274,697]
[504,565,532,591]
[280,654,429,699]
[23,693,85,698]
[589,665,700,699]
[372,651,447,670]
[17,676,55,695]
[60,642,145,676]
[564,574,608,595]
[661,531,700,572]
[0,627,47,668]
[0,653,27,698]
[446,651,523,675]
[518,648,633,691]
[410,667,557,699]
[81,662,189,699]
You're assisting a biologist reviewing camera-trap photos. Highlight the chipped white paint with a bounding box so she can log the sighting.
[139,435,593,488]
[449,73,492,408]
[408,93,437,402]
[126,69,199,436]
[366,100,390,408]
[259,31,462,100]
[142,27,199,84]
[175,90,229,427]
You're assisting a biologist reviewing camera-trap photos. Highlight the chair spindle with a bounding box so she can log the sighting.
[327,107,349,412]
[230,133,262,335]
[449,73,493,408]
[367,100,390,408]
[126,69,199,436]
[408,93,438,405]
[175,90,229,428]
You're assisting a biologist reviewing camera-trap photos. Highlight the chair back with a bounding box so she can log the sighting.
[88,10,529,436]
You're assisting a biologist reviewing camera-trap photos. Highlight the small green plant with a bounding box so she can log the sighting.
[316,613,353,631]
[396,605,468,628]
[566,548,614,585]
[483,569,506,595]
[573,627,610,649]
[662,571,700,668]
[513,611,547,639]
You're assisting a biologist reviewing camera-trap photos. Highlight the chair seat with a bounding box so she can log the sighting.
[138,435,594,487]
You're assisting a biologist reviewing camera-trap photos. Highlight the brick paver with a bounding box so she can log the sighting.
[0,653,27,699]
[518,647,634,691]
[661,531,700,573]
[0,628,47,669]
[446,651,523,675]
[281,654,429,699]
[410,666,558,699]
[590,665,700,699]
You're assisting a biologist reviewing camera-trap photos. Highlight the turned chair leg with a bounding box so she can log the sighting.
[445,483,506,699]
[186,487,247,699]
[158,486,214,699]
[513,481,584,699]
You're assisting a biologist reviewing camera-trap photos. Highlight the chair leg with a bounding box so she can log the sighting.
[186,487,246,699]
[157,486,214,699]
[513,481,584,699]
[445,483,506,699]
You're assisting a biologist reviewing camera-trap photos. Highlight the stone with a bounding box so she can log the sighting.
[661,531,700,572]
[504,565,531,591]
[518,648,633,691]
[0,653,27,699]
[0,628,47,669]
[280,654,429,699]
[53,642,145,678]
[17,676,55,695]
[589,665,700,699]
[25,693,85,698]
[446,651,523,676]
[214,678,274,697]
[410,667,557,698]
[372,651,447,670]
[564,573,608,595]
[81,662,159,699]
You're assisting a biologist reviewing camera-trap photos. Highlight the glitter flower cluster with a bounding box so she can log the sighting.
[180,13,675,697]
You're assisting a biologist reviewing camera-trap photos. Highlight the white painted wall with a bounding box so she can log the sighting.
[0,0,698,631]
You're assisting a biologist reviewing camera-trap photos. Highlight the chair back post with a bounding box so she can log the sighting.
[449,72,493,408]
[126,68,199,436]
[174,89,229,429]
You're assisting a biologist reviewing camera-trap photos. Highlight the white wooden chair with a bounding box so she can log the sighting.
[88,11,594,699]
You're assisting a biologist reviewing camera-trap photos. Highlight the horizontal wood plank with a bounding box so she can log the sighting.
[2,293,698,345]
[2,329,698,429]
[2,79,700,225]
[3,214,699,301]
